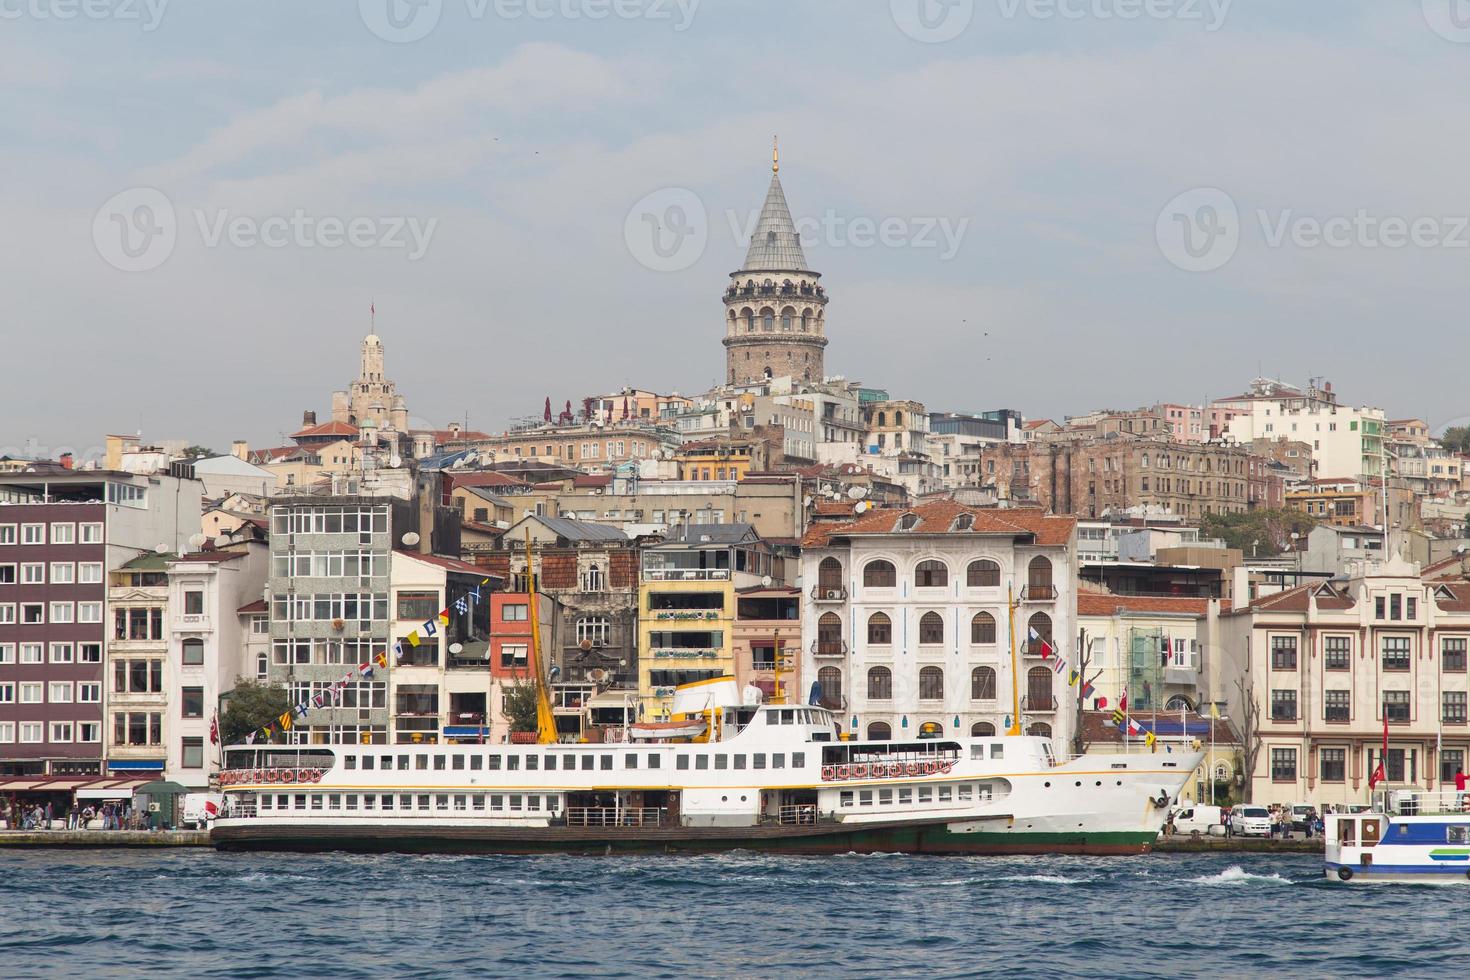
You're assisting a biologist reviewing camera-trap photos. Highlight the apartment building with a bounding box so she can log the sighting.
[1218,377,1384,480]
[0,468,201,777]
[1220,554,1470,806]
[1075,592,1224,714]
[798,502,1077,748]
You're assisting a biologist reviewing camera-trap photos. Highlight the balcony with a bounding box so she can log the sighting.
[643,568,730,582]
[649,649,721,661]
[810,585,848,603]
[650,610,721,622]
[448,655,491,670]
[1020,584,1058,602]
[1021,695,1058,713]
[1022,640,1055,660]
[811,639,848,659]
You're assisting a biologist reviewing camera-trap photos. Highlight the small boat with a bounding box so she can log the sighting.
[1325,789,1470,883]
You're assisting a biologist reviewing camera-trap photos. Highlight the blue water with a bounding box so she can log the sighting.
[0,850,1460,978]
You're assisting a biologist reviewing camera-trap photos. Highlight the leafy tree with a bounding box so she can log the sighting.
[1441,426,1470,455]
[220,680,291,745]
[500,683,540,734]
[1200,508,1317,557]
[181,445,216,459]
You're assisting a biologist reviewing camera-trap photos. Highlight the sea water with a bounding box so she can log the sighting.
[0,850,1459,977]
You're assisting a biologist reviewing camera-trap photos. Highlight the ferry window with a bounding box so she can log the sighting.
[677,755,690,770]
[734,755,747,770]
[399,795,413,810]
[626,753,639,769]
[715,755,728,770]
[753,753,766,769]
[417,795,431,812]
[488,754,502,770]
[510,795,523,812]
[765,711,778,725]
[696,755,709,770]
[378,795,392,811]
[379,755,392,770]
[971,745,985,760]
[918,787,932,803]
[508,755,520,771]
[859,790,873,806]
[452,756,465,771]
[959,785,973,801]
[1450,826,1470,843]
[773,753,785,768]
[491,795,504,810]
[600,755,613,771]
[345,756,357,770]
[310,795,323,811]
[938,786,952,802]
[470,756,482,771]
[415,754,428,770]
[363,795,376,811]
[397,755,409,770]
[525,755,538,771]
[648,754,661,769]
[990,745,1003,759]
[581,756,594,771]
[453,795,466,811]
[472,795,485,811]
[362,756,374,770]
[528,796,541,812]
[436,795,450,811]
[434,756,446,771]
[898,788,912,804]
[781,709,794,724]
[345,794,358,809]
[879,789,893,805]
[275,794,288,809]
[792,753,805,768]
[545,755,556,770]
[840,791,855,808]
[260,797,273,811]
[978,784,993,802]
[294,794,307,810]
[563,756,577,770]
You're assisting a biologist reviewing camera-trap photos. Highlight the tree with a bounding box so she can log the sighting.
[1234,677,1262,804]
[1071,627,1104,758]
[500,683,540,735]
[1201,508,1316,557]
[181,445,216,459]
[220,680,291,745]
[1442,426,1470,456]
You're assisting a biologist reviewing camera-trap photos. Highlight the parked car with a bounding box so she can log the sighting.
[181,793,223,830]
[1288,803,1316,832]
[1170,803,1227,837]
[1229,804,1272,837]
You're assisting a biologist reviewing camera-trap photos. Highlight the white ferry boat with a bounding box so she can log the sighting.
[1325,790,1470,883]
[213,680,1200,856]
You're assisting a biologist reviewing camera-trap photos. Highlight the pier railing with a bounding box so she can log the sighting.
[564,806,667,828]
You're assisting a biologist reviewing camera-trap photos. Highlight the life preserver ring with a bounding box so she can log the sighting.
[280,769,296,784]
[853,764,868,779]
[301,768,321,783]
[263,769,277,784]
[906,762,920,777]
[924,760,938,775]
[835,765,849,780]
[821,765,836,781]
[1337,867,1353,881]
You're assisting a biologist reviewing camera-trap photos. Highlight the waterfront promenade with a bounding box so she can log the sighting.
[0,830,209,848]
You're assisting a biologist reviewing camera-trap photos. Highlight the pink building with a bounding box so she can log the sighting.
[1154,403,1244,443]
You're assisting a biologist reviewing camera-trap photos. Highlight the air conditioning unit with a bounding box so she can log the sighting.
[826,589,843,599]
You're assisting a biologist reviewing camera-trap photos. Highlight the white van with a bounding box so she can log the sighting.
[181,793,223,830]
[1229,804,1272,837]
[1170,803,1226,837]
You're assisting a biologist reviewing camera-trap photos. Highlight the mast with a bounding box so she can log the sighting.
[524,528,558,744]
[1007,583,1022,735]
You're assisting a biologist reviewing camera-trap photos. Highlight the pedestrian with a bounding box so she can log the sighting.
[1455,767,1467,810]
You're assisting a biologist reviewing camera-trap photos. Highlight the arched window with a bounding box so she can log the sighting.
[1026,666,1053,709]
[816,613,843,656]
[743,308,755,333]
[863,560,896,588]
[801,310,812,333]
[1165,695,1194,712]
[876,411,887,427]
[919,612,944,644]
[580,563,604,593]
[919,666,944,700]
[255,653,268,681]
[898,513,920,531]
[182,638,204,665]
[576,616,610,645]
[761,310,774,332]
[867,612,892,644]
[918,721,943,738]
[1027,722,1052,738]
[915,559,948,587]
[867,721,892,741]
[1027,556,1054,595]
[781,308,794,331]
[971,666,996,700]
[894,411,904,426]
[1027,612,1053,655]
[953,513,974,531]
[817,666,842,706]
[971,721,996,737]
[970,612,997,644]
[966,559,1000,588]
[867,666,892,700]
[817,556,843,592]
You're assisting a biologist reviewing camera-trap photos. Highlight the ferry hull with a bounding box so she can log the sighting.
[212,821,1157,857]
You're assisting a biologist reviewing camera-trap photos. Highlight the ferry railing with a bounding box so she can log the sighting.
[1385,789,1470,816]
[565,806,667,828]
[778,804,816,826]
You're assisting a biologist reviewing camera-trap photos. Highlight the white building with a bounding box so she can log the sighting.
[1218,378,1385,480]
[798,501,1078,749]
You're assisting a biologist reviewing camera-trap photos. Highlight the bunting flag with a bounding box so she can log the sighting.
[1027,627,1055,659]
[293,703,309,719]
[374,651,388,669]
[359,662,374,679]
[1111,707,1125,726]
[405,631,421,648]
[454,596,469,615]
[262,726,273,739]
[1081,681,1096,701]
[1144,729,1157,749]
[421,620,437,639]
[245,731,257,745]
[1051,656,1068,675]
[1095,695,1108,710]
[311,694,325,709]
[438,612,449,627]
[277,711,292,732]
[1068,669,1080,688]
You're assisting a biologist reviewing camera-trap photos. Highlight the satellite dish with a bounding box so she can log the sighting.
[400,531,421,547]
[854,501,869,514]
[761,575,773,588]
[579,638,592,652]
[213,535,231,549]
[448,642,464,655]
[154,543,169,554]
[390,455,403,468]
[188,533,207,549]
[848,486,868,500]
[802,496,814,507]
[588,668,608,683]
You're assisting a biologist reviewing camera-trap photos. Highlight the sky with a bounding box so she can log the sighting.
[5,0,1470,460]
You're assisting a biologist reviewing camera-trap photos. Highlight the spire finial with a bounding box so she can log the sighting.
[772,135,779,174]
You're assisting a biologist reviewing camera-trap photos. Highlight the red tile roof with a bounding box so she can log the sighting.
[572,473,612,489]
[802,501,1075,548]
[1241,582,1355,613]
[291,420,359,440]
[395,551,496,576]
[1076,592,1215,617]
[237,599,267,614]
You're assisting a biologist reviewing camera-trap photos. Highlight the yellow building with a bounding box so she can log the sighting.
[674,438,767,482]
[637,523,782,718]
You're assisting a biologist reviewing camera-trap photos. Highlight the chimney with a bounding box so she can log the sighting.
[231,440,249,460]
[302,410,318,427]
[59,452,74,470]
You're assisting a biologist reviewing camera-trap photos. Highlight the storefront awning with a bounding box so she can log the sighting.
[0,776,153,799]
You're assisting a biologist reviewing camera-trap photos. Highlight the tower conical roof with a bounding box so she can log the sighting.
[740,171,810,273]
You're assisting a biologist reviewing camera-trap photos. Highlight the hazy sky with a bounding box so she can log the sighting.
[6,1,1470,459]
